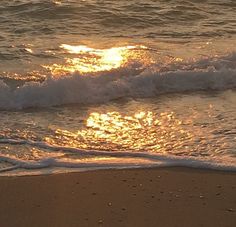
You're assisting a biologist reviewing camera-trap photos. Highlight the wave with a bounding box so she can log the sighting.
[1,154,235,176]
[0,53,236,110]
[0,138,235,175]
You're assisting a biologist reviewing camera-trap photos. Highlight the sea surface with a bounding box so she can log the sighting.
[0,0,236,175]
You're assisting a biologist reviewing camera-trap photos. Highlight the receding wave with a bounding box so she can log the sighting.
[0,138,235,175]
[0,52,236,110]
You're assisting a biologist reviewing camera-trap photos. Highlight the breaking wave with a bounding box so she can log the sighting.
[0,52,236,110]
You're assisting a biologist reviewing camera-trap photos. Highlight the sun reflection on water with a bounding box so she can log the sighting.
[45,111,191,153]
[43,44,148,75]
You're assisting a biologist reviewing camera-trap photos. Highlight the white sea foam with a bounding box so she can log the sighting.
[0,53,236,110]
[0,149,235,175]
[0,138,235,175]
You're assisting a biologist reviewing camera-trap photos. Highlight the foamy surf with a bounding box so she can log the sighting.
[1,89,236,176]
[0,52,236,110]
[0,140,235,176]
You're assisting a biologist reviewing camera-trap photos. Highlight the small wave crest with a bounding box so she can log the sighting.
[0,52,236,110]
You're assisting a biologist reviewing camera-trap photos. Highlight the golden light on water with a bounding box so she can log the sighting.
[45,111,191,153]
[43,44,147,75]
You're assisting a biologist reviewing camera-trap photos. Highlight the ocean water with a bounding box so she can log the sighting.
[0,0,236,175]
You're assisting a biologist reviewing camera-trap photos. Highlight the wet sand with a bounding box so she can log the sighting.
[0,167,235,227]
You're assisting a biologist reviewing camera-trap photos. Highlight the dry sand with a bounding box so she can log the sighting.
[0,167,235,227]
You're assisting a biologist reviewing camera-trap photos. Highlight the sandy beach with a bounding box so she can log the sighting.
[0,167,235,227]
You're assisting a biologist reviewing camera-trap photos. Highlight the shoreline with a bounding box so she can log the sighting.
[0,167,235,227]
[1,163,236,177]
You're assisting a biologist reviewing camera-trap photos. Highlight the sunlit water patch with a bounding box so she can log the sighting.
[0,92,236,175]
[43,44,149,75]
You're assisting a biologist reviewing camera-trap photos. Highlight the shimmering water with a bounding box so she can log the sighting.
[0,0,236,175]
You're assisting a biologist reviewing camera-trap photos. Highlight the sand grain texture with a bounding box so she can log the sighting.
[0,167,235,227]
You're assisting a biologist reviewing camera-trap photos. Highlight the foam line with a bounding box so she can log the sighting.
[0,138,236,173]
[0,165,20,173]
